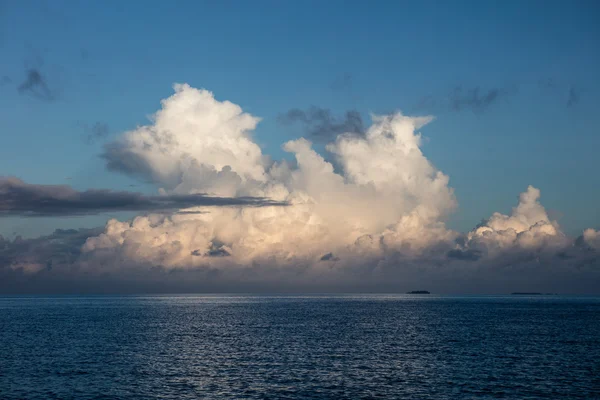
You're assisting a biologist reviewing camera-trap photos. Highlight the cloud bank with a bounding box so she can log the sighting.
[2,84,598,293]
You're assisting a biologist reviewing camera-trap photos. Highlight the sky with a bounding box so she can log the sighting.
[0,0,599,293]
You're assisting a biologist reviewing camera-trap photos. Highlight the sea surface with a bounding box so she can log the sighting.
[1,295,599,399]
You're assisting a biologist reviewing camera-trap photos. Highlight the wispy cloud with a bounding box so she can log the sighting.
[448,85,517,113]
[0,177,286,217]
[330,72,353,92]
[278,106,365,141]
[80,121,110,144]
[416,85,518,114]
[539,78,583,108]
[566,86,581,107]
[17,68,55,101]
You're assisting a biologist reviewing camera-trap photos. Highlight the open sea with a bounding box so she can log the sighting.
[1,295,599,399]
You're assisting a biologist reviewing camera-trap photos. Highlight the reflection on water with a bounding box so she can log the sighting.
[1,295,599,399]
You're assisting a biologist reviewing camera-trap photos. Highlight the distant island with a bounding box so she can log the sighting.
[406,290,430,294]
[511,292,557,295]
[511,292,543,295]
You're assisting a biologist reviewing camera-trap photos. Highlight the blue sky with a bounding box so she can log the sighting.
[1,0,599,237]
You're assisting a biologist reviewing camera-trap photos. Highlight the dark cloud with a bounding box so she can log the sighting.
[206,247,231,257]
[414,83,520,114]
[539,78,583,108]
[538,78,557,90]
[17,68,55,101]
[566,86,580,107]
[447,249,481,261]
[174,210,209,215]
[448,86,517,113]
[320,252,340,261]
[416,79,587,113]
[2,237,598,294]
[415,85,517,114]
[192,241,230,257]
[102,137,176,184]
[0,177,287,217]
[330,72,353,92]
[278,106,365,141]
[0,227,101,276]
[80,121,110,144]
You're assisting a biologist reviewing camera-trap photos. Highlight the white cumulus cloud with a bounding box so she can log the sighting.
[3,83,598,294]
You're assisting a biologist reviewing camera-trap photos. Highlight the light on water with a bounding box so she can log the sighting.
[1,295,599,399]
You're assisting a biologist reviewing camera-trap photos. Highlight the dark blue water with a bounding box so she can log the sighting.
[1,295,599,399]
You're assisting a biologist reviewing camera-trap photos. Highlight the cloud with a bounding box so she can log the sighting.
[446,248,481,261]
[449,86,517,113]
[460,186,569,257]
[2,83,598,294]
[538,77,558,90]
[566,86,580,107]
[320,252,340,261]
[417,79,588,113]
[102,84,265,196]
[80,121,110,144]
[81,84,457,275]
[417,85,517,114]
[17,68,55,101]
[330,72,353,92]
[0,177,286,217]
[204,242,232,257]
[0,227,101,276]
[278,106,365,141]
[539,78,583,108]
[583,229,600,250]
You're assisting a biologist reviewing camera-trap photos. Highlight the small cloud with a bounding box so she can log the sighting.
[566,86,580,107]
[448,85,517,113]
[174,210,209,215]
[17,69,55,101]
[191,243,231,257]
[538,77,557,90]
[415,84,518,114]
[278,106,365,142]
[80,122,110,144]
[205,247,230,257]
[539,78,582,108]
[330,72,353,92]
[320,252,340,261]
[447,249,481,261]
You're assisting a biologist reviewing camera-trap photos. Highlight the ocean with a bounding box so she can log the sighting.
[1,295,599,399]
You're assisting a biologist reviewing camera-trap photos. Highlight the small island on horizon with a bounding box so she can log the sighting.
[406,290,430,294]
[511,292,558,295]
